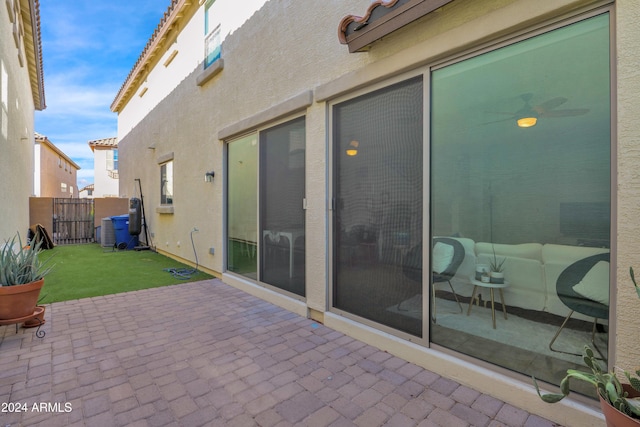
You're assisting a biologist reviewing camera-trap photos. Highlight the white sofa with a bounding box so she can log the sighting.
[446,238,609,321]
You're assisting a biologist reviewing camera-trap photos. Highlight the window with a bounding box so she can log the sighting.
[330,11,611,396]
[227,117,306,297]
[430,13,610,391]
[61,183,67,193]
[160,161,173,205]
[204,1,221,67]
[107,149,118,171]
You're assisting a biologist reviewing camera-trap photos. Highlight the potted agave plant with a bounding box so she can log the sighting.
[490,245,506,284]
[0,233,52,321]
[533,267,640,427]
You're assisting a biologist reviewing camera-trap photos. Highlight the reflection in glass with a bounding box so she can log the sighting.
[333,76,423,336]
[430,14,610,393]
[227,134,258,279]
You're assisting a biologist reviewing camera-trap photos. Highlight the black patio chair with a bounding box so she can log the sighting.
[401,237,465,322]
[549,252,609,359]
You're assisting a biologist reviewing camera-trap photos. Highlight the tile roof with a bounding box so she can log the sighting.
[338,0,455,53]
[15,0,46,109]
[88,137,118,151]
[338,0,401,44]
[34,132,81,169]
[32,0,45,110]
[110,0,189,112]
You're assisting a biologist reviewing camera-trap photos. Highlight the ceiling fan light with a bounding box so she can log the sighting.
[517,117,537,128]
[346,140,359,156]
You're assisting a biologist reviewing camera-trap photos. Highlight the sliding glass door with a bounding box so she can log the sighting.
[227,118,306,297]
[330,11,611,395]
[332,76,424,336]
[260,118,306,296]
[227,134,258,280]
[430,13,611,390]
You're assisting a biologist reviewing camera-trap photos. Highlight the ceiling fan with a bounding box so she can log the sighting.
[484,93,589,127]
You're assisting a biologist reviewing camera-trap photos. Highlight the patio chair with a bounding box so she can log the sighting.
[549,252,609,359]
[402,237,465,322]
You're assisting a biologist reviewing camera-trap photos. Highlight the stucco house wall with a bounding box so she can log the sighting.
[0,0,45,240]
[91,148,119,197]
[34,134,79,197]
[613,0,640,377]
[114,0,268,137]
[89,138,119,198]
[113,0,640,425]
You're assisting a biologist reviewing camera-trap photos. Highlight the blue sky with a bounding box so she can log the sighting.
[35,1,171,188]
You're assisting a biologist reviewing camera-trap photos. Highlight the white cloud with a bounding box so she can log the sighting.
[35,1,170,185]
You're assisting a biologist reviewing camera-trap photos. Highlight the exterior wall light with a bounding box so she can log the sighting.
[204,171,215,182]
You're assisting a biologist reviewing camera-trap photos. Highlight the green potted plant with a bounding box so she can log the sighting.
[0,233,52,320]
[533,267,640,426]
[490,245,506,284]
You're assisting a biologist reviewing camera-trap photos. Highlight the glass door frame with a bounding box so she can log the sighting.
[223,114,308,302]
[327,67,432,346]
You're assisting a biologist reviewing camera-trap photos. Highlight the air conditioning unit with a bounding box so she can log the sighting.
[101,218,116,248]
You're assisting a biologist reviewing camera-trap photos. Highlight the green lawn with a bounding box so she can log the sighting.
[37,244,213,304]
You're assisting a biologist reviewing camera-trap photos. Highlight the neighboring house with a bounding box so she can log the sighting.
[0,0,45,240]
[34,133,80,197]
[78,183,94,199]
[88,137,119,197]
[111,1,640,425]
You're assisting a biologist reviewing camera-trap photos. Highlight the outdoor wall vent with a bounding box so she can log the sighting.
[164,49,179,67]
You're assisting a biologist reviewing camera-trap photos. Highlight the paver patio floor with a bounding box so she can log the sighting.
[0,279,561,426]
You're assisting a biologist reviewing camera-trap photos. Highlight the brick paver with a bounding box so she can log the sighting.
[0,279,562,426]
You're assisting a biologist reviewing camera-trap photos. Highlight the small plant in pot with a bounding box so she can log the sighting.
[533,267,640,426]
[490,246,506,284]
[0,233,53,321]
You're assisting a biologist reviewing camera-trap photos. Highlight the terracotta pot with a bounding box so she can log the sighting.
[0,279,44,320]
[23,305,45,328]
[599,384,640,427]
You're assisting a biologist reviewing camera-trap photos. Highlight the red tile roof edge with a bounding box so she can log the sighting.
[338,0,400,44]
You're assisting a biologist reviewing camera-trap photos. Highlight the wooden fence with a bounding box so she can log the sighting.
[52,198,94,245]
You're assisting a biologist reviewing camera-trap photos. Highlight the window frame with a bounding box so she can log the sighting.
[224,114,307,301]
[160,160,174,206]
[106,149,118,172]
[328,68,430,344]
[327,6,615,352]
[204,0,221,68]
